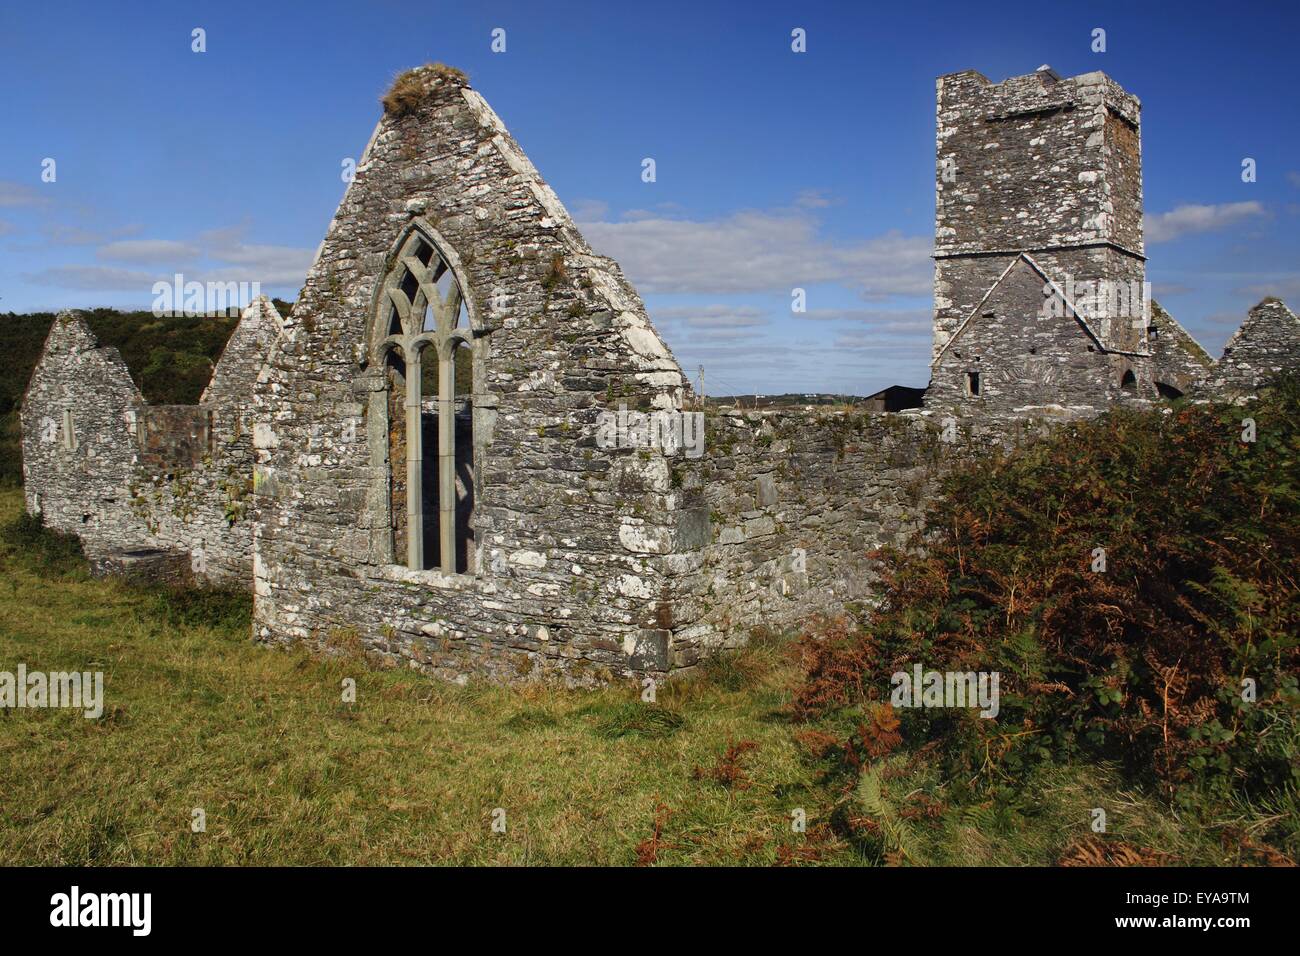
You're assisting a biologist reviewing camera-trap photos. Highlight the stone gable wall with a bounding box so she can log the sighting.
[21,314,147,552]
[20,300,281,583]
[1208,299,1300,395]
[249,68,690,685]
[928,256,1155,415]
[1148,301,1215,397]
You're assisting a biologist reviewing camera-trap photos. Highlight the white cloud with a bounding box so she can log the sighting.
[1236,275,1300,301]
[44,224,105,245]
[801,307,930,329]
[97,239,201,264]
[577,206,930,297]
[648,305,770,345]
[831,330,931,351]
[26,224,315,295]
[23,223,315,296]
[651,304,768,329]
[22,265,158,291]
[567,198,609,221]
[1144,201,1266,243]
[198,226,314,285]
[0,180,48,208]
[793,189,837,209]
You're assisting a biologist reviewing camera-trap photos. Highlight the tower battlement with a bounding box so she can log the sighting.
[935,67,1143,257]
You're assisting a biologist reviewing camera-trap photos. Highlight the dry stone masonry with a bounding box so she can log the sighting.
[21,298,284,584]
[21,64,1300,684]
[1206,298,1300,396]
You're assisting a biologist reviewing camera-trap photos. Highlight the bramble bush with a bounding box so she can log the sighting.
[795,377,1299,803]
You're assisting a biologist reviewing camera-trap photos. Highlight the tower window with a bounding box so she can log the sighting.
[966,371,981,396]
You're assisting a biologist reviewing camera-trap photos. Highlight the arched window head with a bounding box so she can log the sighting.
[374,231,468,354]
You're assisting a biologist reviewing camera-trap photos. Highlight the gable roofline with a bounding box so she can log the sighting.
[299,69,684,393]
[21,310,143,411]
[1148,299,1214,369]
[932,252,1134,368]
[1222,297,1300,356]
[199,296,286,406]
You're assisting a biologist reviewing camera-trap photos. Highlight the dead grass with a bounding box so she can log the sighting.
[382,62,469,117]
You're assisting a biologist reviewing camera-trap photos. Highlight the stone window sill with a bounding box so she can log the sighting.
[374,563,480,590]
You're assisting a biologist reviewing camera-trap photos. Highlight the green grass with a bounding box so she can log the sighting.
[0,490,830,865]
[0,487,1287,866]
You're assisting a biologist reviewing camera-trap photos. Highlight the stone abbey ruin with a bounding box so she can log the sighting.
[21,64,1300,685]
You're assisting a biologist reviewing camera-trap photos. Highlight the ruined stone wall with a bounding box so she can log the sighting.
[20,299,281,584]
[1147,301,1215,397]
[665,410,936,665]
[19,63,1300,692]
[21,314,148,551]
[134,297,282,582]
[1208,299,1300,396]
[659,407,1043,668]
[250,67,691,685]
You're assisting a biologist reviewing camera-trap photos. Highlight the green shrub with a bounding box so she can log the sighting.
[796,377,1300,802]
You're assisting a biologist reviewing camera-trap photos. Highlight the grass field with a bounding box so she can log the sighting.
[0,487,1288,866]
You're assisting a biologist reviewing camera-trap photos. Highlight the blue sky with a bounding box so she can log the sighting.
[1,0,1297,395]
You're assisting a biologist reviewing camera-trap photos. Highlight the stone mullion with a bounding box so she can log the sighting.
[438,343,455,574]
[404,339,424,571]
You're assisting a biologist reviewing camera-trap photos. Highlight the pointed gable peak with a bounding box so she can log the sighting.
[1224,297,1300,353]
[47,309,100,352]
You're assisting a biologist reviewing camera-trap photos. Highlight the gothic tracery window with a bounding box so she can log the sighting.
[372,229,477,574]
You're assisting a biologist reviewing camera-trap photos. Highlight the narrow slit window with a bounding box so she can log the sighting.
[967,371,981,396]
[61,408,77,451]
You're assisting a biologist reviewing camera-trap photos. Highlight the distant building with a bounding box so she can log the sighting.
[862,385,926,412]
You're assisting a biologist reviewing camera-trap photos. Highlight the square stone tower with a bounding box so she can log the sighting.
[932,67,1146,362]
